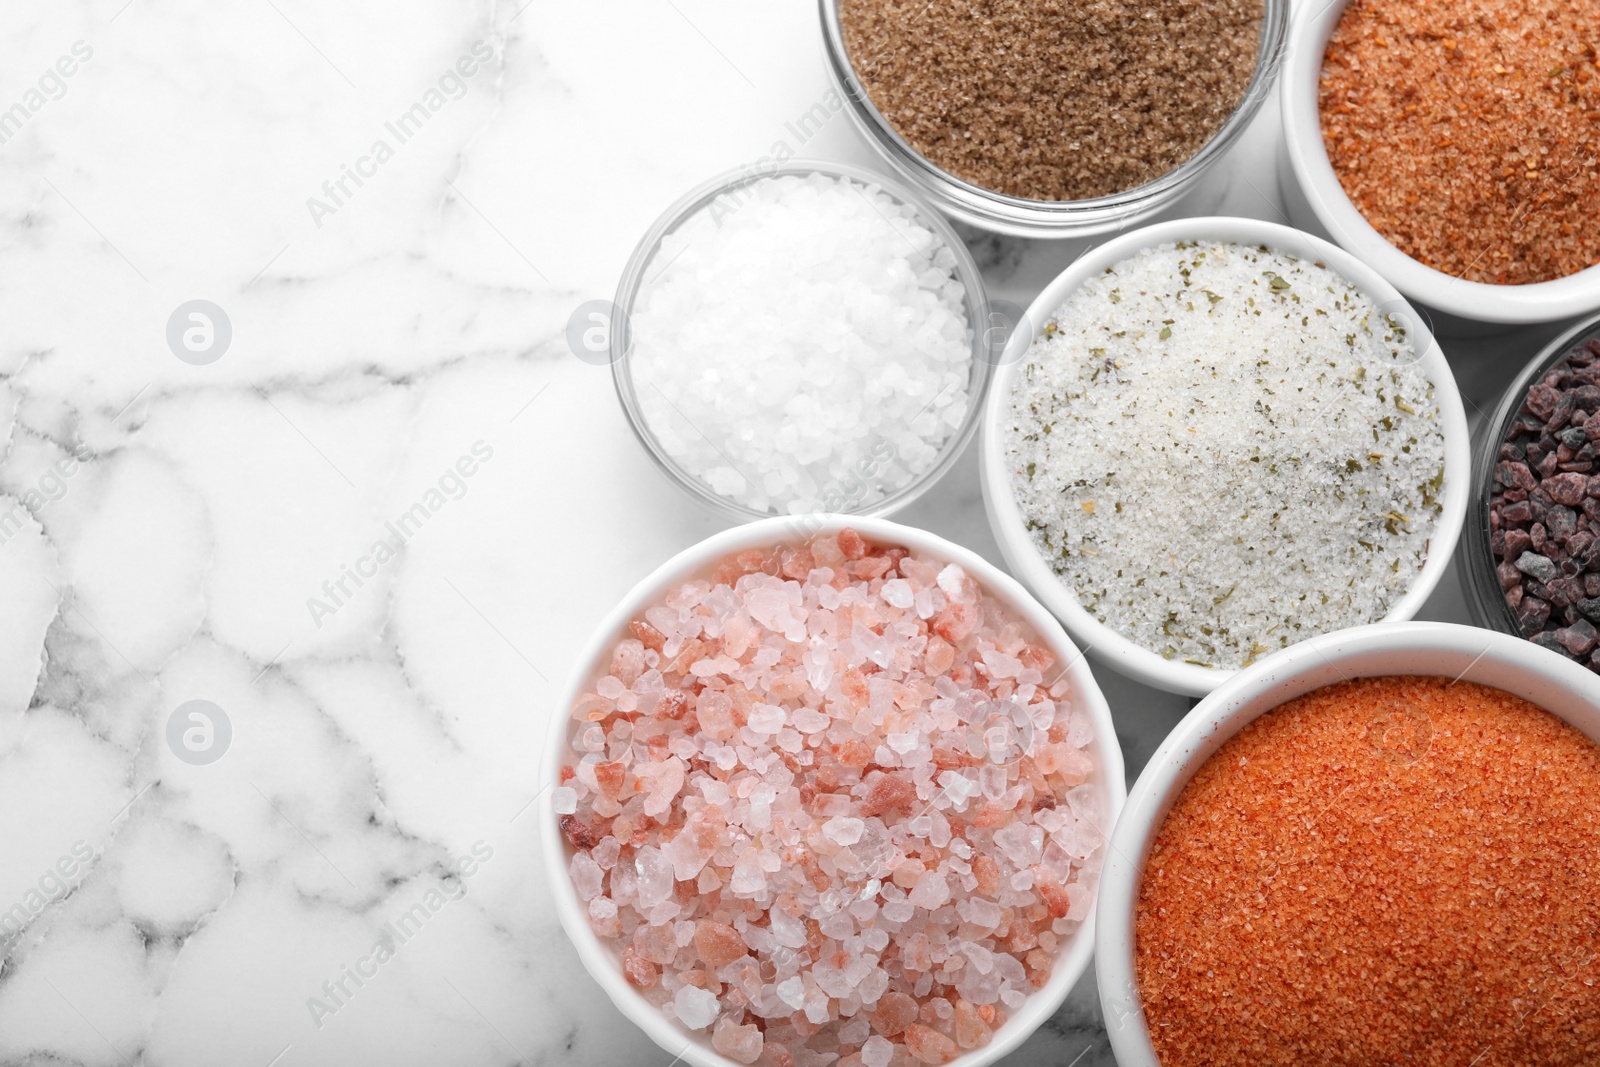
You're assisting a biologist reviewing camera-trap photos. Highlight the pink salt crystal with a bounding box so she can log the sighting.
[793,707,829,733]
[712,1017,764,1064]
[931,602,978,644]
[953,998,992,1049]
[639,758,687,817]
[902,933,933,973]
[695,920,749,968]
[803,985,831,1024]
[870,991,918,1035]
[562,533,1103,1065]
[569,852,604,900]
[623,944,658,988]
[908,869,951,910]
[634,846,674,909]
[837,528,868,560]
[1064,782,1100,825]
[861,773,918,818]
[731,850,768,895]
[589,897,622,939]
[903,1023,958,1065]
[696,690,736,740]
[936,564,976,603]
[775,976,806,1009]
[747,703,787,735]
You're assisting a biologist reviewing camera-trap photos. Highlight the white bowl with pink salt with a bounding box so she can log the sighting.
[541,516,1125,1067]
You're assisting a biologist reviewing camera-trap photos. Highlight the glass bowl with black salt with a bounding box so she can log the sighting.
[1464,312,1600,671]
[819,0,1288,236]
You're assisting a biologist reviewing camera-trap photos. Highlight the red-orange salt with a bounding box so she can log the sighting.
[1136,675,1600,1066]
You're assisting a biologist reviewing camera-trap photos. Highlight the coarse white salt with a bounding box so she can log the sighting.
[551,785,577,814]
[674,984,720,1030]
[630,173,973,515]
[862,1034,894,1067]
[1004,241,1446,669]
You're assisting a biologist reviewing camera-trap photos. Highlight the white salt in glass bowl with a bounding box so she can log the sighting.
[541,514,1126,1067]
[1279,0,1600,328]
[1094,620,1600,1066]
[978,216,1471,697]
[610,160,994,523]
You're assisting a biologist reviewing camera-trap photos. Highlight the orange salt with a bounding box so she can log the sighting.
[1136,675,1600,1066]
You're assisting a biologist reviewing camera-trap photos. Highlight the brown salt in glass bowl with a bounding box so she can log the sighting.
[818,0,1288,238]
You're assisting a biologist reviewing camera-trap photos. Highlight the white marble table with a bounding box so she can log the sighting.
[0,1,1570,1064]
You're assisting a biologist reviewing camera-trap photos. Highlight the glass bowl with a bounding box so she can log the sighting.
[818,0,1288,238]
[610,159,994,522]
[1461,312,1600,645]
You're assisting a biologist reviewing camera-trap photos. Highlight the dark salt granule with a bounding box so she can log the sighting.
[1491,337,1600,672]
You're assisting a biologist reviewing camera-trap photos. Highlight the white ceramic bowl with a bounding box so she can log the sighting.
[1094,620,1600,1066]
[540,514,1128,1067]
[979,215,1471,697]
[1279,0,1600,328]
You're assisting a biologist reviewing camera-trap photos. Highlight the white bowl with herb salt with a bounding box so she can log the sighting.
[980,218,1469,696]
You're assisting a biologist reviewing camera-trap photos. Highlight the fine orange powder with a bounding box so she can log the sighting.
[1136,675,1600,1066]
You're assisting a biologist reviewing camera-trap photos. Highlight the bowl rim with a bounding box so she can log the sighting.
[817,0,1289,236]
[539,513,1128,1067]
[1279,0,1600,325]
[609,158,994,522]
[1092,620,1600,1067]
[978,215,1472,697]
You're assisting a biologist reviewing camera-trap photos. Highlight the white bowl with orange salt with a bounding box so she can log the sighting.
[1096,621,1600,1067]
[541,515,1125,1067]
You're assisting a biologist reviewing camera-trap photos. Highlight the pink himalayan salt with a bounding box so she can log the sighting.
[559,530,1104,1065]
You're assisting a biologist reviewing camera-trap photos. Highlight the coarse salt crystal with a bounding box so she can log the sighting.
[551,786,577,815]
[561,533,1105,1065]
[631,177,973,517]
[881,578,915,609]
[673,984,720,1030]
[862,1035,894,1067]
